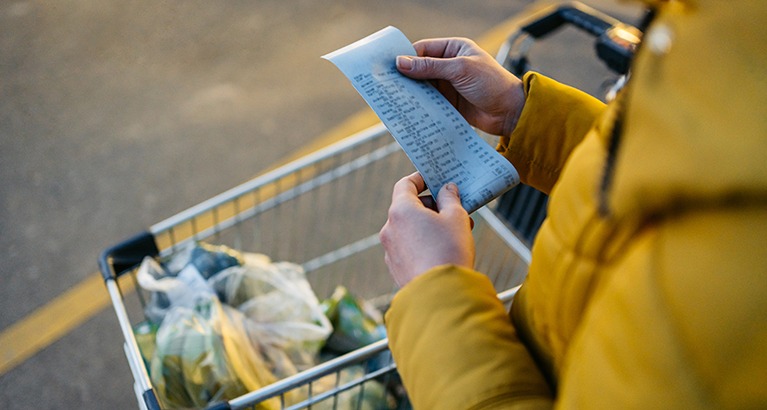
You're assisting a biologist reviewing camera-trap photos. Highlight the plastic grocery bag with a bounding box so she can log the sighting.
[136,256,212,323]
[209,253,333,375]
[136,241,334,404]
[136,242,243,324]
[150,295,280,409]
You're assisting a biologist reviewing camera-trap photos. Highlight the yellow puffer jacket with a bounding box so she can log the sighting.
[384,1,767,408]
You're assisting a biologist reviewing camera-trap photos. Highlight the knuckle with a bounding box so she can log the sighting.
[416,57,433,72]
[387,203,406,221]
[393,177,410,189]
[378,228,388,245]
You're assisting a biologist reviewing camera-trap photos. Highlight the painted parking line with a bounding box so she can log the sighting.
[0,20,518,376]
[0,274,132,375]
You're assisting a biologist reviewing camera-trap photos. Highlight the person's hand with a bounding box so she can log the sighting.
[379,173,475,287]
[397,37,526,137]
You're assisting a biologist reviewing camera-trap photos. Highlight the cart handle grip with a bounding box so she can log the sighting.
[98,231,159,281]
[519,2,617,39]
[505,1,642,75]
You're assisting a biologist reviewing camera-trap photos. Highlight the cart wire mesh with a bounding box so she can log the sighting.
[100,123,531,410]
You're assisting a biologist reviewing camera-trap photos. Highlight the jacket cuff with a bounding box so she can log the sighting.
[385,265,553,409]
[497,72,605,193]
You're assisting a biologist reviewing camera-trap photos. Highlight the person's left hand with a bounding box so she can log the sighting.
[379,173,475,287]
[396,37,525,137]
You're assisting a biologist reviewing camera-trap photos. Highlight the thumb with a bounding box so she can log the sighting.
[436,182,463,212]
[397,55,458,81]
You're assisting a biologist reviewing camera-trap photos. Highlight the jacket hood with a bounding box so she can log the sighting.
[607,1,767,219]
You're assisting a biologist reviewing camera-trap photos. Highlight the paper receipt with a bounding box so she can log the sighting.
[323,26,519,213]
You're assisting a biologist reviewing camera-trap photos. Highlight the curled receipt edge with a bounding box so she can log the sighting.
[323,26,519,214]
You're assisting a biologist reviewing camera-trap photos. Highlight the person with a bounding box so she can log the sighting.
[379,1,767,408]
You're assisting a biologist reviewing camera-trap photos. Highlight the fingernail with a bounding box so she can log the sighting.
[397,56,413,71]
[446,182,458,194]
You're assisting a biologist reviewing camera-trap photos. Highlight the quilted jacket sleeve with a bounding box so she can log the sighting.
[385,266,554,410]
[497,72,606,194]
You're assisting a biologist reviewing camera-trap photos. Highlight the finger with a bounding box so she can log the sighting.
[396,55,466,82]
[412,38,476,58]
[391,172,427,202]
[412,38,452,58]
[435,182,464,214]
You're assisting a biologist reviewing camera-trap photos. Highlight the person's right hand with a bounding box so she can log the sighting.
[379,173,475,288]
[397,37,526,137]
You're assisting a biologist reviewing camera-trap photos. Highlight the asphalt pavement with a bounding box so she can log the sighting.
[0,1,642,408]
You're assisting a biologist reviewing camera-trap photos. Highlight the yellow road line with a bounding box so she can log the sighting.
[0,20,516,376]
[0,274,134,375]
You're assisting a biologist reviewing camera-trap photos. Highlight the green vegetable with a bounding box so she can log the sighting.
[133,321,158,374]
[321,287,386,354]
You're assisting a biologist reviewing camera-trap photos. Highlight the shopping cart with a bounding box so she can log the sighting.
[99,123,531,409]
[99,2,643,408]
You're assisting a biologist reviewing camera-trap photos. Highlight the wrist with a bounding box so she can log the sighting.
[502,80,527,137]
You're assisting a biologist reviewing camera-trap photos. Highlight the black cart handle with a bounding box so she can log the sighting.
[98,231,159,281]
[519,2,616,38]
[513,1,642,75]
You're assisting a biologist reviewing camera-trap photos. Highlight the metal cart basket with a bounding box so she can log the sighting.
[99,123,532,410]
